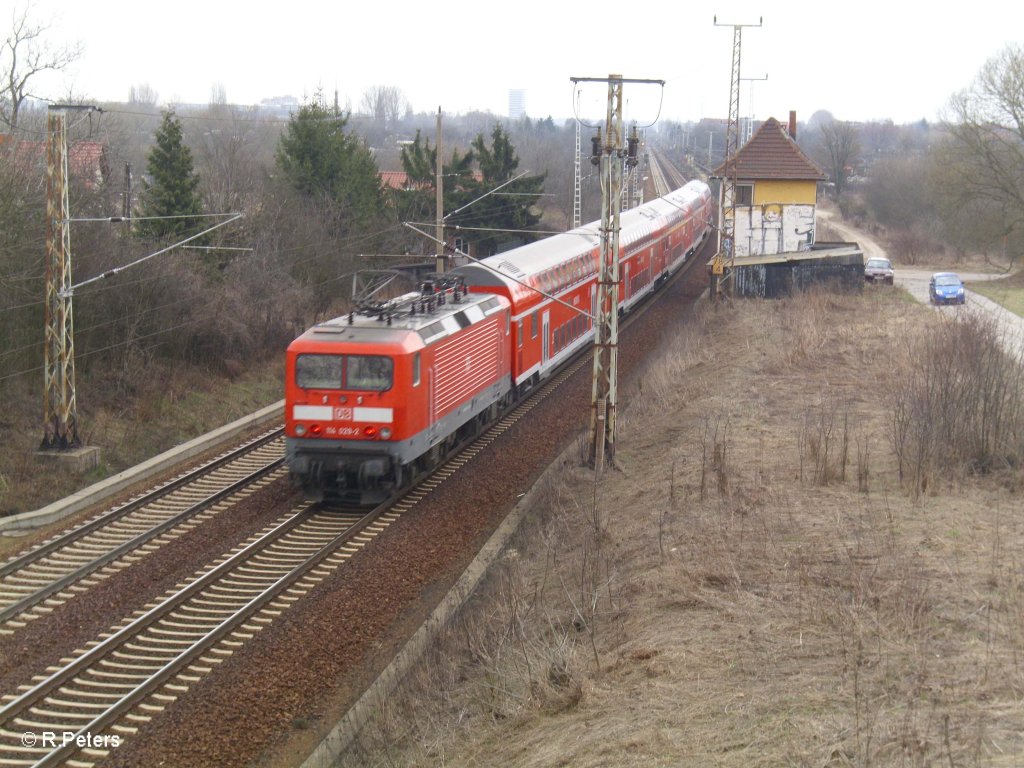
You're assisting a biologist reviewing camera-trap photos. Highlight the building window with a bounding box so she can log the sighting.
[736,184,753,206]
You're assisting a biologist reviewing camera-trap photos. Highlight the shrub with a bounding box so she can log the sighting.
[889,311,1024,495]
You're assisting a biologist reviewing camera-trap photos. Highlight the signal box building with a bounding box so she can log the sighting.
[712,114,826,257]
[711,114,863,298]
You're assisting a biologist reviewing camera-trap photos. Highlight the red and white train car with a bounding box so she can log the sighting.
[284,180,711,501]
[285,282,512,501]
[452,180,712,390]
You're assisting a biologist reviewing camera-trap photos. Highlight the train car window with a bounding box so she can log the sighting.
[295,354,342,389]
[453,311,470,329]
[412,352,421,387]
[531,311,538,339]
[347,355,393,391]
[517,319,524,347]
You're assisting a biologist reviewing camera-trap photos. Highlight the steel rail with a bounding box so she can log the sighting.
[0,452,285,624]
[0,426,284,579]
[0,499,387,766]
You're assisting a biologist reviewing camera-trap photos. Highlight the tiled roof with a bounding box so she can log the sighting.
[713,117,826,181]
[380,169,485,191]
[0,136,108,183]
[380,171,419,190]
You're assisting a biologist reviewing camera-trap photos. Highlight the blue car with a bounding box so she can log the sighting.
[929,272,966,305]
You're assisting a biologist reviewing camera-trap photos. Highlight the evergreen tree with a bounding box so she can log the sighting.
[276,98,385,235]
[396,130,476,252]
[465,123,545,255]
[138,110,203,239]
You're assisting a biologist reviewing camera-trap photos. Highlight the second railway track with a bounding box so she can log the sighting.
[0,428,285,630]
[0,333,620,766]
[0,231,712,767]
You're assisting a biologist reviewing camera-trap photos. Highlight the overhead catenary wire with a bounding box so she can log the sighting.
[0,217,410,320]
[403,222,594,322]
[64,213,243,295]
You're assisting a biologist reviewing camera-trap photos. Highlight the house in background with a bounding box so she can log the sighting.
[0,135,111,189]
[712,113,826,257]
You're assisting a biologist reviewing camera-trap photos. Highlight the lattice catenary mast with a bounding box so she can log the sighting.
[570,74,661,471]
[573,90,582,229]
[711,15,761,301]
[41,105,96,450]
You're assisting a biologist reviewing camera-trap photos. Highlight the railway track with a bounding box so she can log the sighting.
[648,148,672,197]
[0,499,362,766]
[648,147,694,197]
[0,428,285,631]
[0,249,707,766]
[0,343,607,767]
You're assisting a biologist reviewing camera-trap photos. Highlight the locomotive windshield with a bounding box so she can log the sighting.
[295,354,392,391]
[347,355,393,390]
[295,354,342,389]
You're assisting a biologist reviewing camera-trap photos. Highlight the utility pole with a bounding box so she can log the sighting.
[41,104,96,451]
[571,74,660,472]
[711,15,762,302]
[121,162,132,222]
[435,107,445,273]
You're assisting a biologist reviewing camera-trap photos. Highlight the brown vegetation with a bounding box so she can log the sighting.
[339,289,1024,767]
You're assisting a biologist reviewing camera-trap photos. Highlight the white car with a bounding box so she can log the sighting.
[864,257,894,285]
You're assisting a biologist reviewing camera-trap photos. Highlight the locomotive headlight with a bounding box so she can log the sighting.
[380,427,392,439]
[294,424,307,436]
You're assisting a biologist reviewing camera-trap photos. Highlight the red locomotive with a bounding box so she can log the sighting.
[284,180,712,501]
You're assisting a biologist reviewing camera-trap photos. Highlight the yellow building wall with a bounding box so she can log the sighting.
[751,179,817,206]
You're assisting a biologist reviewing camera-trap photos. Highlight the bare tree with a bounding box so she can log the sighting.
[1,2,82,129]
[209,82,227,106]
[935,44,1024,261]
[862,156,933,228]
[360,85,407,128]
[128,83,159,107]
[193,103,274,214]
[816,119,861,199]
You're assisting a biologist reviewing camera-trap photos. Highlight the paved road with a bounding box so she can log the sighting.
[819,209,1024,356]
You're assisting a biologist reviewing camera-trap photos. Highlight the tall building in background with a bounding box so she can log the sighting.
[508,89,526,120]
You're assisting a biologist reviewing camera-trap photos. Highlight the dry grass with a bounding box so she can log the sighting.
[339,289,1024,767]
[0,360,282,518]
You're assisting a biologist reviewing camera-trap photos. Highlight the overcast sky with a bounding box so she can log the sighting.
[7,0,1024,127]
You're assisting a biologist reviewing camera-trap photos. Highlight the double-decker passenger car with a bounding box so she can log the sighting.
[285,180,712,501]
[452,180,712,390]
